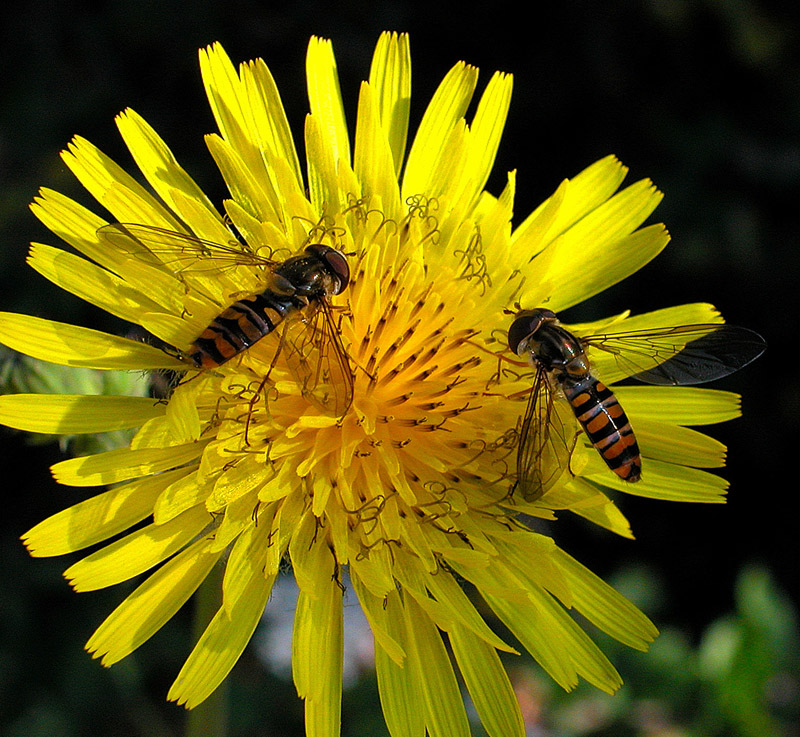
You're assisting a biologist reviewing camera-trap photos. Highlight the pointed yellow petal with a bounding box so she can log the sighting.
[452,71,513,210]
[369,32,411,175]
[65,504,212,591]
[305,112,342,214]
[200,42,305,216]
[306,36,350,167]
[222,517,274,614]
[0,393,164,434]
[403,595,471,737]
[423,566,517,654]
[205,133,281,225]
[549,480,634,538]
[26,242,175,324]
[552,549,659,650]
[374,590,425,737]
[242,56,304,195]
[449,623,525,737]
[354,81,402,219]
[635,419,727,468]
[290,511,337,597]
[52,442,205,486]
[293,580,344,737]
[350,572,406,666]
[169,566,274,708]
[61,136,180,228]
[87,537,222,665]
[0,312,184,369]
[544,155,630,240]
[402,61,479,199]
[23,469,186,556]
[586,455,728,503]
[115,108,223,228]
[485,585,623,694]
[615,385,741,425]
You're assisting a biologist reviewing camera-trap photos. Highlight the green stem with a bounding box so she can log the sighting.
[185,562,229,737]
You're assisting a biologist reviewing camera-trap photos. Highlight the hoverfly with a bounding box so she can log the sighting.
[97,223,354,417]
[507,308,766,501]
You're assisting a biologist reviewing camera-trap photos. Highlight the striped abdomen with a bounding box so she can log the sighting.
[188,290,304,369]
[562,375,641,482]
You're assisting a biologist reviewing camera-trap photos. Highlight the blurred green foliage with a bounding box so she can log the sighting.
[533,565,800,737]
[0,347,151,454]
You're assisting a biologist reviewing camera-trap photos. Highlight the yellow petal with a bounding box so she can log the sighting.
[354,81,402,219]
[115,108,223,228]
[485,585,622,694]
[0,393,164,434]
[221,517,274,614]
[65,504,212,591]
[169,564,275,708]
[552,548,659,650]
[52,442,205,486]
[26,242,178,324]
[615,385,741,425]
[0,312,184,369]
[350,572,406,666]
[449,622,525,737]
[86,537,222,665]
[293,580,344,737]
[368,31,411,175]
[451,71,513,211]
[403,595,471,736]
[635,419,727,468]
[23,469,186,556]
[402,61,479,199]
[306,36,350,167]
[586,456,728,503]
[241,56,304,196]
[61,136,180,228]
[374,590,425,737]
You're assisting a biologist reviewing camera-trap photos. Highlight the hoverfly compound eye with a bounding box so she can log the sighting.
[508,308,556,354]
[324,248,350,294]
[508,314,533,354]
[306,245,350,294]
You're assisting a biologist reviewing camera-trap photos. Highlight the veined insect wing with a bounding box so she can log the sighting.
[515,367,576,501]
[279,301,354,418]
[625,324,767,385]
[97,222,277,275]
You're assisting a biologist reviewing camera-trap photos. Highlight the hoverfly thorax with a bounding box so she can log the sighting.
[273,245,349,300]
[509,308,589,379]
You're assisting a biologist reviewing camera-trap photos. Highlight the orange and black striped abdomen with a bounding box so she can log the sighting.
[563,376,641,482]
[189,291,302,369]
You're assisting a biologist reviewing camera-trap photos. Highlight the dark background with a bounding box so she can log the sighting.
[1,1,795,735]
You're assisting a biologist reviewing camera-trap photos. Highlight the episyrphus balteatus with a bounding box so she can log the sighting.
[97,223,354,418]
[506,307,766,501]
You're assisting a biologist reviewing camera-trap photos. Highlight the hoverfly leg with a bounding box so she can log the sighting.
[564,431,584,481]
[243,337,286,446]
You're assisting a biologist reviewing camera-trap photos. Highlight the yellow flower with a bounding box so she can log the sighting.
[0,32,749,736]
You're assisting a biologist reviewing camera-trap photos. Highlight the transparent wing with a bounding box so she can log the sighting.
[280,300,354,418]
[97,223,277,276]
[514,367,576,502]
[583,324,766,385]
